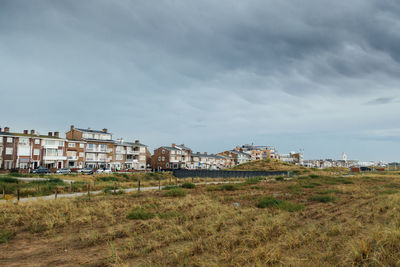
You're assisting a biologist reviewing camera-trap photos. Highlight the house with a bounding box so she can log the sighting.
[234,144,278,160]
[0,127,67,170]
[111,139,147,171]
[218,150,251,166]
[66,125,114,169]
[65,140,86,169]
[151,143,192,170]
[191,152,232,169]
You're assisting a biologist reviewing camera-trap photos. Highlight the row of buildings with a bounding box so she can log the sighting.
[0,125,292,171]
[0,126,148,171]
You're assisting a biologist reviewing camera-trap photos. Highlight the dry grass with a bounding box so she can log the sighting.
[2,172,400,266]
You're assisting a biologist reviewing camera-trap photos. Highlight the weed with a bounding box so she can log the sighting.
[0,229,15,244]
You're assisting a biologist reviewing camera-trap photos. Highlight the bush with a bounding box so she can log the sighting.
[162,188,186,197]
[257,196,303,212]
[275,176,284,181]
[220,184,238,191]
[308,195,336,203]
[181,183,196,189]
[126,209,154,220]
[245,178,261,184]
[96,176,119,182]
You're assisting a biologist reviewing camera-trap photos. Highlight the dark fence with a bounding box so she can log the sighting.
[172,169,289,178]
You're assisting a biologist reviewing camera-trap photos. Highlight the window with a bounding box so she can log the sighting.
[68,143,76,148]
[58,149,63,156]
[162,156,165,161]
[79,143,84,148]
[166,163,169,168]
[116,155,123,160]
[6,147,13,155]
[35,139,40,145]
[19,138,29,145]
[158,156,161,161]
[79,152,84,158]
[162,150,165,154]
[7,138,12,143]
[33,149,40,156]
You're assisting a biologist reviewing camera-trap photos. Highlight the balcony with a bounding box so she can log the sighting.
[86,148,108,153]
[67,156,79,161]
[43,155,67,161]
[86,157,110,162]
[126,150,140,155]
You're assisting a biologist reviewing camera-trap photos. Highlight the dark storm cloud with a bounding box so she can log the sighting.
[0,0,400,161]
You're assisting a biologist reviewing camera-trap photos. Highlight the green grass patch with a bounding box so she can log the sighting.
[379,189,399,195]
[309,195,336,203]
[0,177,19,183]
[287,184,302,194]
[316,189,343,194]
[162,188,186,197]
[126,208,155,220]
[163,185,179,190]
[181,183,196,189]
[257,196,303,212]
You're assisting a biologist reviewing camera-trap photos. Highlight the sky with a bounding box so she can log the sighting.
[1,0,400,161]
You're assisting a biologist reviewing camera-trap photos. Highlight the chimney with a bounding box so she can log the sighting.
[197,152,200,155]
[31,129,35,134]
[180,144,185,147]
[204,152,207,155]
[4,127,9,133]
[70,125,75,131]
[54,132,59,137]
[135,140,140,144]
[23,130,28,134]
[172,143,176,148]
[102,128,108,133]
[48,132,53,137]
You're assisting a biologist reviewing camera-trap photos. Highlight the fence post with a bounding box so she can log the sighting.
[87,184,90,199]
[2,185,5,198]
[138,180,141,192]
[70,181,73,192]
[113,183,116,194]
[158,179,161,190]
[192,177,194,183]
[175,177,178,186]
[55,188,58,199]
[36,184,40,193]
[17,188,20,202]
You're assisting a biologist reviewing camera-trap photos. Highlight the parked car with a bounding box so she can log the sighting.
[31,168,50,174]
[77,168,94,175]
[56,168,71,174]
[96,168,112,174]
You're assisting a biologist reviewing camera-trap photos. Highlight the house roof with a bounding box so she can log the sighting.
[75,128,111,134]
[0,132,63,140]
[161,146,180,151]
[175,144,192,151]
[115,141,147,147]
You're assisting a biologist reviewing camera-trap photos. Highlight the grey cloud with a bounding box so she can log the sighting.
[1,0,400,161]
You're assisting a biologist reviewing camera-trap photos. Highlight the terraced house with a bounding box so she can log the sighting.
[66,126,114,169]
[111,139,147,170]
[0,127,66,170]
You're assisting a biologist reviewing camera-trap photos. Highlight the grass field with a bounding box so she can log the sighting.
[2,163,400,266]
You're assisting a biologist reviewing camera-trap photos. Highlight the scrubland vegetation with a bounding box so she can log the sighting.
[2,162,400,266]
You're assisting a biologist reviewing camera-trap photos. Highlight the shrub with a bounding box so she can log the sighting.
[275,176,284,181]
[308,195,336,203]
[126,209,154,220]
[245,178,261,184]
[257,196,303,212]
[162,188,186,197]
[96,176,119,182]
[181,183,195,189]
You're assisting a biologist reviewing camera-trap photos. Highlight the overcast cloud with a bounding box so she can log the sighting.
[1,0,400,161]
